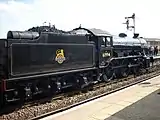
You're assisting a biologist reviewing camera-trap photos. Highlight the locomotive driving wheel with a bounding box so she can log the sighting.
[132,58,143,75]
[120,59,130,77]
[133,66,140,76]
[104,62,115,82]
[138,60,146,74]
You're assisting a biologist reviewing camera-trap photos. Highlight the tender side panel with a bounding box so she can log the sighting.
[0,41,4,79]
[10,43,95,76]
[0,40,7,103]
[0,40,7,79]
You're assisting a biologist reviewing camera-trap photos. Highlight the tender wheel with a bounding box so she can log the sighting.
[76,75,89,90]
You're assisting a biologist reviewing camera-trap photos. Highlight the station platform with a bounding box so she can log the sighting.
[41,75,160,120]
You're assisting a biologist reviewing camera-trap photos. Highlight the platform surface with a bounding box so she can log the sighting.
[41,75,160,120]
[105,89,160,120]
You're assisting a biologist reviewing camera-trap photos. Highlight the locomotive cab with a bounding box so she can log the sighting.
[72,27,113,67]
[98,36,113,66]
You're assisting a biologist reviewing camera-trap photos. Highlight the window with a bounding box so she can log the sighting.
[106,37,111,46]
[101,37,106,46]
[99,37,111,47]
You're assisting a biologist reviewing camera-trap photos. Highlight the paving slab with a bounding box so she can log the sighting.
[105,89,160,120]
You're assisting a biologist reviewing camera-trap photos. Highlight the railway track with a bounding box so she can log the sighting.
[0,65,160,120]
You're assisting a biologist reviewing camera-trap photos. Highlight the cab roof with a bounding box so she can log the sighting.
[72,27,112,37]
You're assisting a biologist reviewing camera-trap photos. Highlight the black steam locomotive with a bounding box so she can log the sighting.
[0,25,152,106]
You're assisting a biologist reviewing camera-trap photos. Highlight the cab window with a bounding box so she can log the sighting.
[99,37,111,47]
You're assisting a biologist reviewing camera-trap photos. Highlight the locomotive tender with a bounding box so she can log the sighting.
[0,26,151,106]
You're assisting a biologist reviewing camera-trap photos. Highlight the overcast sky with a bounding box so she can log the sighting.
[0,0,160,38]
